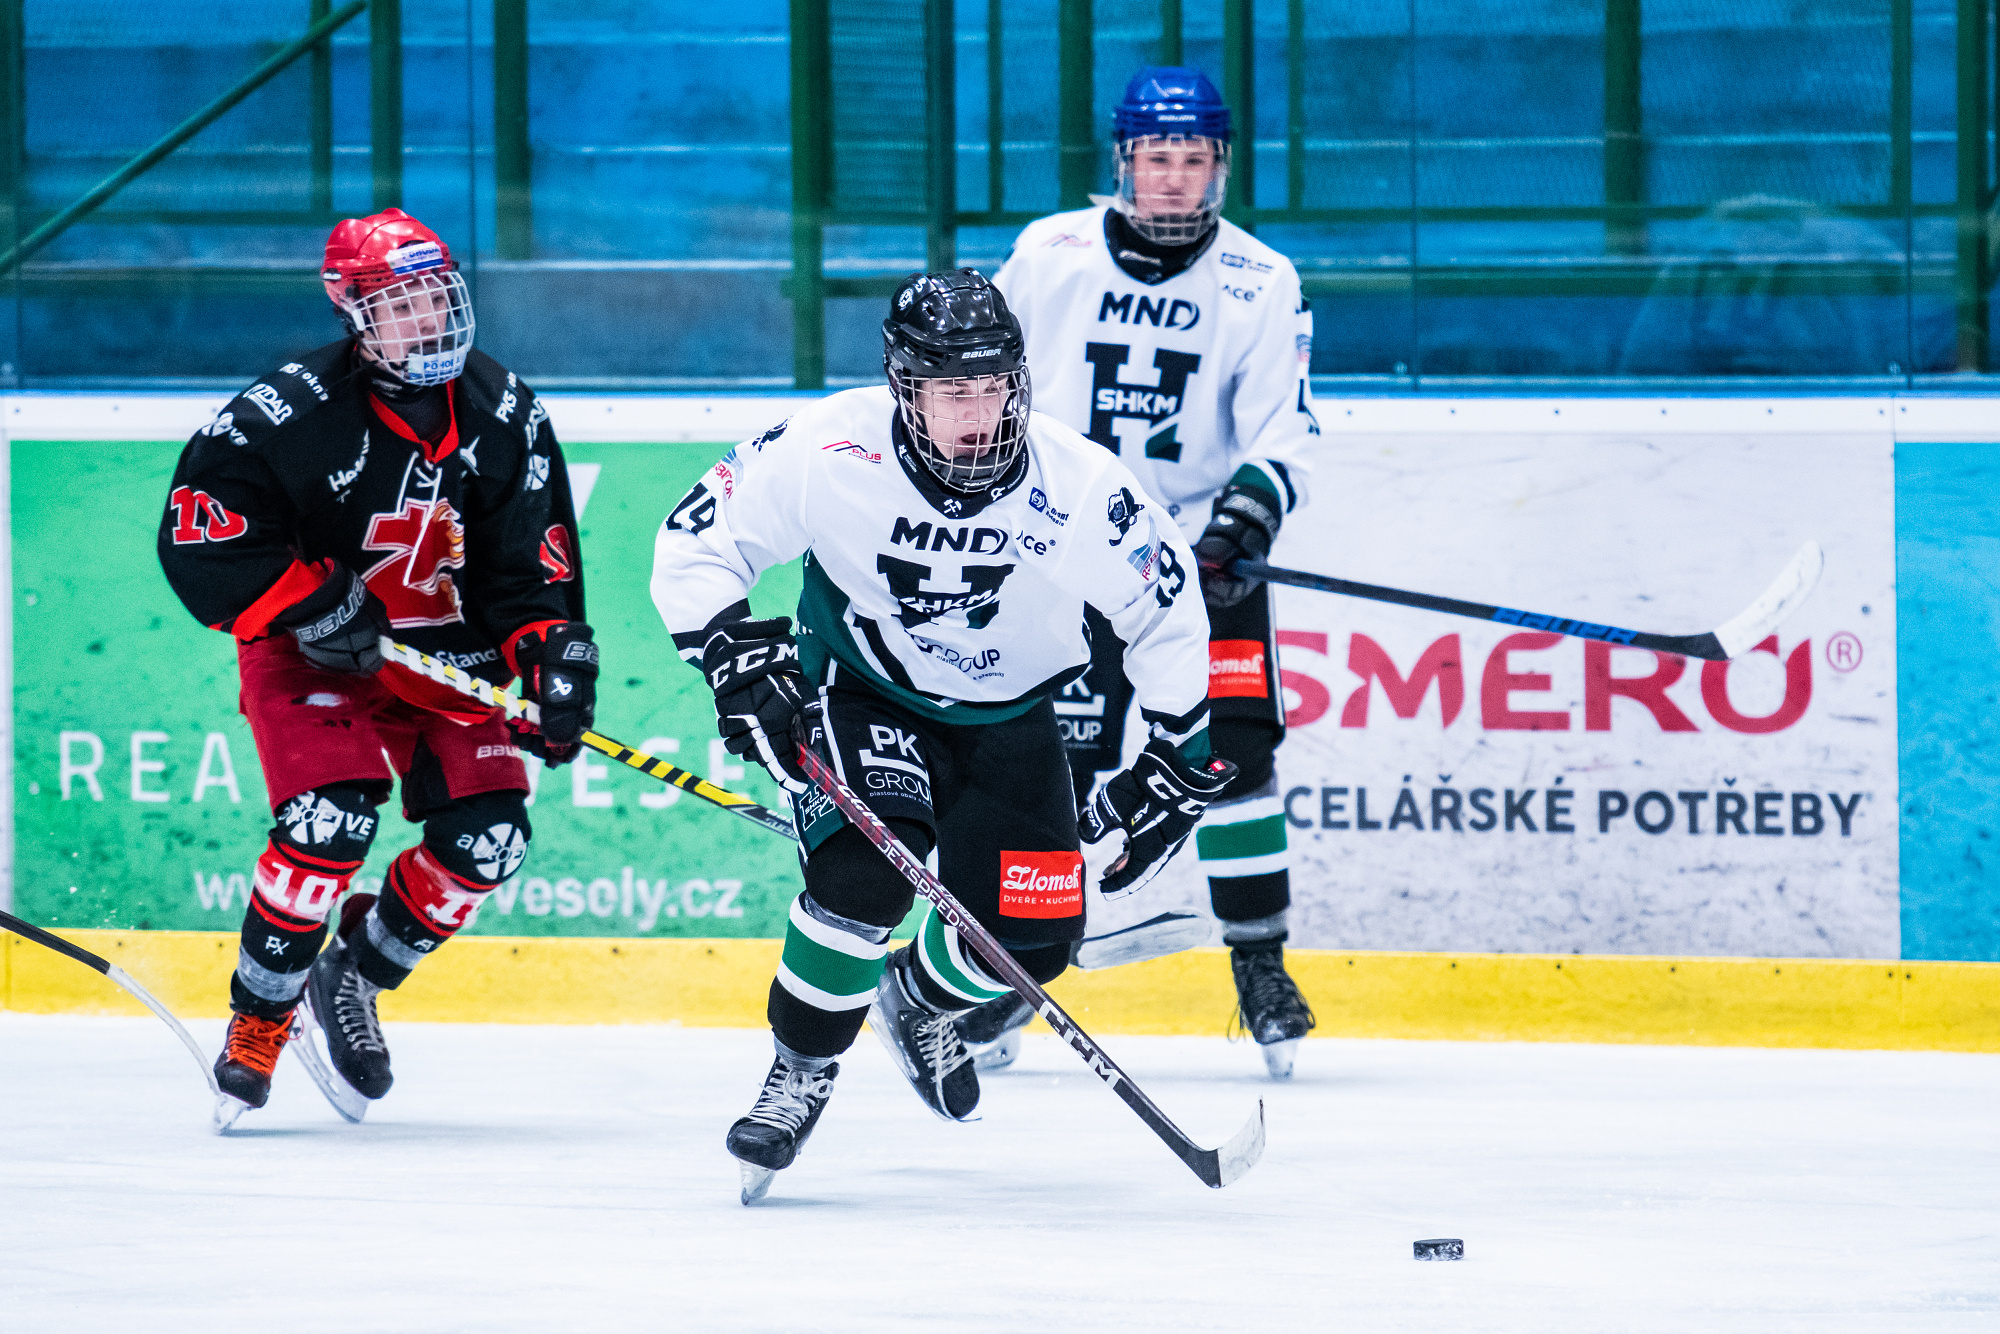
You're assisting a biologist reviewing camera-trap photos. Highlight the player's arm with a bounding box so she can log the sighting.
[157,423,389,676]
[650,417,817,792]
[463,393,598,763]
[1195,266,1320,608]
[1061,473,1237,895]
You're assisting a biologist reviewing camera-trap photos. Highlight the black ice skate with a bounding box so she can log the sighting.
[726,1056,840,1205]
[1231,940,1316,1080]
[953,991,1033,1072]
[212,1011,295,1132]
[868,947,979,1122]
[298,935,392,1116]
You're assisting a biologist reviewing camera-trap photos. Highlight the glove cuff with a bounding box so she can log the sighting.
[1212,486,1280,543]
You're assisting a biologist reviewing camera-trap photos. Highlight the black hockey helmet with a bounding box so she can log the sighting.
[883,269,1031,494]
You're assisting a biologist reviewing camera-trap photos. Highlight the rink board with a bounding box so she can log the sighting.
[1,392,1995,1040]
[7,929,1999,1053]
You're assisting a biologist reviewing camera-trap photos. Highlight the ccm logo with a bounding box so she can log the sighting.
[1210,640,1268,698]
[998,850,1084,919]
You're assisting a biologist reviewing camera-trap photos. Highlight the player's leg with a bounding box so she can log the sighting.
[895,697,1083,1097]
[307,714,531,1101]
[729,686,939,1184]
[1202,584,1316,1077]
[217,637,398,1114]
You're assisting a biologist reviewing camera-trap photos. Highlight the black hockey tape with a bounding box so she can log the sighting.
[1413,1238,1464,1261]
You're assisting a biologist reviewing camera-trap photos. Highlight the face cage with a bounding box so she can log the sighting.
[344,270,476,387]
[1114,136,1231,246]
[890,367,1032,494]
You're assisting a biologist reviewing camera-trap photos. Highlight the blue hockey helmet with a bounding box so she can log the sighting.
[1114,66,1232,145]
[1112,67,1231,244]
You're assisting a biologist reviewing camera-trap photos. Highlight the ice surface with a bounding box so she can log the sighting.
[2,1014,1996,1332]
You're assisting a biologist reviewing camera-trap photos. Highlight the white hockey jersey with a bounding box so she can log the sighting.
[650,386,1212,739]
[994,206,1319,541]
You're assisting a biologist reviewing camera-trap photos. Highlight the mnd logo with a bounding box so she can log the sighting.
[998,850,1084,919]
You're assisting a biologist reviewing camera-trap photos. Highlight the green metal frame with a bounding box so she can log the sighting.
[494,0,533,259]
[790,0,2000,385]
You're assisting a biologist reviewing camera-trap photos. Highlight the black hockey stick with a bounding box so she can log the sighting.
[379,637,797,841]
[1235,540,1823,662]
[795,743,1265,1189]
[0,907,221,1097]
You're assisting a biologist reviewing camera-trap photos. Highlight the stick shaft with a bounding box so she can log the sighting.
[795,745,1240,1186]
[378,637,797,841]
[1235,559,1725,660]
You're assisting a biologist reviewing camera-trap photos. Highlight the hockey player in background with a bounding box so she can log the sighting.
[972,66,1321,1079]
[158,209,596,1129]
[652,270,1234,1201]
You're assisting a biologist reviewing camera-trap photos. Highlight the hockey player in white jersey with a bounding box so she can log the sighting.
[651,270,1235,1201]
[969,66,1320,1080]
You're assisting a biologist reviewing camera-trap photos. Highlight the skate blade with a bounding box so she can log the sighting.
[290,1002,370,1123]
[968,1029,1022,1073]
[739,1162,777,1206]
[212,1094,252,1134]
[1260,1039,1300,1081]
[1074,912,1212,970]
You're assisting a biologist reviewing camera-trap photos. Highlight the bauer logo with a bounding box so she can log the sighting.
[1210,640,1268,698]
[386,241,444,274]
[997,850,1084,918]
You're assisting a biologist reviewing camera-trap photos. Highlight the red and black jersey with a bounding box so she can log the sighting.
[158,339,584,718]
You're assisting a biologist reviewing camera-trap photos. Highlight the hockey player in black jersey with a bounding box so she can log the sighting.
[157,209,596,1129]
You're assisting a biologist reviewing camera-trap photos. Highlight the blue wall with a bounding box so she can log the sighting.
[1898,441,2000,961]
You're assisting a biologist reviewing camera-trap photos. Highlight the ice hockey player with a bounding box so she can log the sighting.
[158,208,595,1129]
[974,66,1321,1079]
[651,269,1234,1202]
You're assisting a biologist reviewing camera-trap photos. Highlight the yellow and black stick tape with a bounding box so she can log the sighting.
[379,637,797,841]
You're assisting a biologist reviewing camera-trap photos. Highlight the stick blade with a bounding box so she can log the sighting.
[1712,540,1824,660]
[1194,1100,1266,1189]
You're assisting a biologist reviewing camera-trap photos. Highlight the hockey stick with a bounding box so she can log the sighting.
[1235,540,1823,662]
[378,637,797,841]
[794,742,1266,1190]
[0,908,221,1098]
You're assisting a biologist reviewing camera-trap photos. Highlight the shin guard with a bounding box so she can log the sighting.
[1197,782,1292,927]
[351,845,494,989]
[232,839,361,1017]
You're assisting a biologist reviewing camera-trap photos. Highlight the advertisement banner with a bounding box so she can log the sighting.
[11,404,1898,960]
[12,436,808,939]
[1108,417,1899,958]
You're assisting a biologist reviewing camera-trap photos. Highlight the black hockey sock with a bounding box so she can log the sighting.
[768,979,871,1059]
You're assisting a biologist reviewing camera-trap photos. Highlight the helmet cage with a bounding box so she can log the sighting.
[889,365,1032,494]
[1114,134,1231,246]
[339,269,475,387]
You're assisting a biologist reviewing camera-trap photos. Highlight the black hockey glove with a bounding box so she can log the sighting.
[513,622,599,767]
[1080,738,1238,897]
[273,564,390,675]
[1193,483,1281,609]
[703,617,813,795]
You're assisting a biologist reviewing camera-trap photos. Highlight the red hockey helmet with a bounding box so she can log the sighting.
[320,209,475,386]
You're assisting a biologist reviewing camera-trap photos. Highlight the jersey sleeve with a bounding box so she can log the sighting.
[650,415,814,661]
[461,388,588,672]
[1057,465,1213,749]
[158,411,323,640]
[1227,262,1319,518]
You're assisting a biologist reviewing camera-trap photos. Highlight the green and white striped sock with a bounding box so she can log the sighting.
[914,903,1012,1006]
[1195,792,1289,879]
[774,893,891,1012]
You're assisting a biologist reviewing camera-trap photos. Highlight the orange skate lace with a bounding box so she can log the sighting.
[222,1013,293,1077]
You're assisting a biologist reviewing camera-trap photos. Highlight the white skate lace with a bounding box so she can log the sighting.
[333,965,388,1056]
[915,1011,971,1081]
[743,1065,834,1133]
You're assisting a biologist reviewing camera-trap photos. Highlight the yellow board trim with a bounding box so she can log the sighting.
[5,931,1998,1052]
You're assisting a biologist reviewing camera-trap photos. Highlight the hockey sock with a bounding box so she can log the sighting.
[1198,788,1292,925]
[910,904,1010,1010]
[769,891,893,1058]
[232,838,363,1018]
[350,845,495,989]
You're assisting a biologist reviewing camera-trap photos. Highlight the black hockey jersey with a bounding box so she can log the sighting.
[158,339,584,717]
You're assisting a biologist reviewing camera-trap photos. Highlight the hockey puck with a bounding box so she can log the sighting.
[1413,1238,1464,1261]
